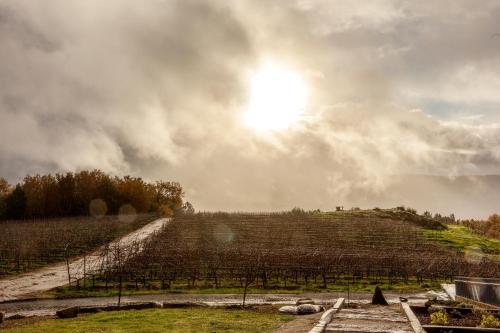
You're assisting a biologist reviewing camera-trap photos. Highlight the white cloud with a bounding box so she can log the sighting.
[1,0,500,217]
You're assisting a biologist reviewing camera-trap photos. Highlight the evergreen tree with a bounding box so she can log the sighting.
[5,185,27,219]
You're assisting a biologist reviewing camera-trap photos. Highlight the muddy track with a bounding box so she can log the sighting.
[0,218,169,303]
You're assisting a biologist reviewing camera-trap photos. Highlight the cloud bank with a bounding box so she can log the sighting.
[1,0,500,217]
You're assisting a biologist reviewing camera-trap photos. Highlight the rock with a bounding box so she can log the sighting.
[296,298,315,305]
[79,303,162,314]
[56,306,79,319]
[449,309,464,319]
[427,305,445,314]
[426,291,449,301]
[279,306,298,315]
[372,286,388,305]
[296,304,324,315]
[399,297,408,303]
[264,296,282,302]
[6,314,26,320]
[162,302,205,308]
[79,306,103,314]
[119,302,159,310]
[0,311,4,324]
[102,305,120,312]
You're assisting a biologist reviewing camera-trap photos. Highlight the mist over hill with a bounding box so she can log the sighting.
[179,174,499,220]
[352,175,500,219]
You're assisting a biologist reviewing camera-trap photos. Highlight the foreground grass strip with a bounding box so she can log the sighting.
[52,280,441,299]
[2,307,293,333]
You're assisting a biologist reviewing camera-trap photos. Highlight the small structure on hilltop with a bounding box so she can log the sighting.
[336,206,344,211]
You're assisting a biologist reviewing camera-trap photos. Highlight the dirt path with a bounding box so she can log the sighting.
[274,311,323,333]
[0,218,169,303]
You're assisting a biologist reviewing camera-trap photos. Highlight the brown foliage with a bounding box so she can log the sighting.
[0,170,184,219]
[460,214,500,240]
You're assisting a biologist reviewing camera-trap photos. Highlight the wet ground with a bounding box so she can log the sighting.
[0,291,429,318]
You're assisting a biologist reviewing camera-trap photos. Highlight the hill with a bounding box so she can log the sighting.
[71,208,499,297]
[355,175,500,219]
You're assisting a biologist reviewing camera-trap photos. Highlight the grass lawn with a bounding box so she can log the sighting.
[1,307,293,333]
[424,225,500,257]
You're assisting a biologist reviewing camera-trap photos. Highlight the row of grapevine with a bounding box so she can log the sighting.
[85,211,500,296]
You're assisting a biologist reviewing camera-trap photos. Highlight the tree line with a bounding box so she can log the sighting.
[458,214,500,240]
[0,170,187,220]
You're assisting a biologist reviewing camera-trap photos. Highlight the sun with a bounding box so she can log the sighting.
[244,63,308,131]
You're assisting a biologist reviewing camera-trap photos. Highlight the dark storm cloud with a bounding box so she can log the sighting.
[1,0,500,217]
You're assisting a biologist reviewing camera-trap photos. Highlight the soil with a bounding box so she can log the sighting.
[417,311,484,327]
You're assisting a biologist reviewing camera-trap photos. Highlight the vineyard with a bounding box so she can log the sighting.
[80,209,499,299]
[0,214,157,275]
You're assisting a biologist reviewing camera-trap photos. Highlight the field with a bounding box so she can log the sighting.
[0,307,292,333]
[0,214,157,275]
[70,209,499,300]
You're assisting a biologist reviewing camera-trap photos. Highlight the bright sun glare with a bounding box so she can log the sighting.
[245,64,308,131]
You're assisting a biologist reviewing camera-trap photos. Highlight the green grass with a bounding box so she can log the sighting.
[2,307,293,333]
[424,225,500,257]
[49,277,443,299]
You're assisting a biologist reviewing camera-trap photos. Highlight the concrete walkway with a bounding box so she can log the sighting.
[326,303,413,333]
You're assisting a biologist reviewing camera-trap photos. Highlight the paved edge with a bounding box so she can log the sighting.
[308,297,345,333]
[441,283,456,300]
[401,302,425,333]
[455,295,500,310]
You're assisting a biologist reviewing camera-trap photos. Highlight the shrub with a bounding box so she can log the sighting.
[479,314,500,328]
[406,207,417,214]
[430,310,448,325]
[290,207,306,215]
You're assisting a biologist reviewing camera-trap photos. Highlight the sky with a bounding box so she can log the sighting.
[1,0,500,218]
